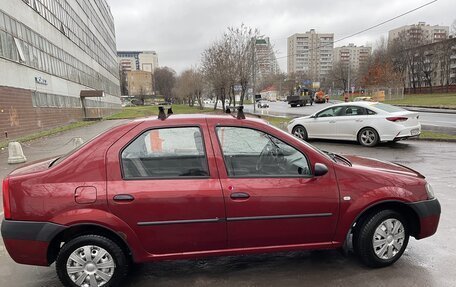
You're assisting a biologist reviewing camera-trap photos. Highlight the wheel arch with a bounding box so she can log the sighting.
[47,223,133,265]
[349,200,420,242]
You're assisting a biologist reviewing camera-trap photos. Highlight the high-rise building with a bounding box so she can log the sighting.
[0,0,121,139]
[117,51,159,73]
[255,37,280,80]
[333,43,372,71]
[388,22,449,45]
[287,29,334,82]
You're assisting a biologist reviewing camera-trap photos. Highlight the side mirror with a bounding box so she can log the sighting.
[314,163,328,177]
[310,115,316,119]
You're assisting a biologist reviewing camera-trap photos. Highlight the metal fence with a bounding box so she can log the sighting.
[362,87,405,101]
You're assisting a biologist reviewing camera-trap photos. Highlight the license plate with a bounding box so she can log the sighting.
[411,129,420,136]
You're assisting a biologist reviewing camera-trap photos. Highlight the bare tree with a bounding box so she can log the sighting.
[154,67,176,102]
[226,25,260,105]
[201,38,232,111]
[201,24,260,110]
[451,19,456,37]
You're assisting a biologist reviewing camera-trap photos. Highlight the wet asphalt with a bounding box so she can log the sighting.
[0,120,455,287]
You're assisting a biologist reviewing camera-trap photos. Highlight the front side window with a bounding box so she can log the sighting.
[216,127,311,177]
[121,127,209,179]
[317,106,344,118]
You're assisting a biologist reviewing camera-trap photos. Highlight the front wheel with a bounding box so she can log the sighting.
[56,235,128,287]
[354,210,409,268]
[292,125,308,141]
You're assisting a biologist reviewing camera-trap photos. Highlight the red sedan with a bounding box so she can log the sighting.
[1,112,440,287]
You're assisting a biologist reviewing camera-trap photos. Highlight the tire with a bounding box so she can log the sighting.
[292,125,308,141]
[290,104,297,107]
[358,127,379,147]
[56,235,128,287]
[354,210,409,268]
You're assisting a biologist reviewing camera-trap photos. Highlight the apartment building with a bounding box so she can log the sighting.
[287,29,334,82]
[334,43,372,71]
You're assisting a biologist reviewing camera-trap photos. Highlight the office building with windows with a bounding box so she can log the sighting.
[287,29,334,83]
[0,0,121,139]
[117,51,159,73]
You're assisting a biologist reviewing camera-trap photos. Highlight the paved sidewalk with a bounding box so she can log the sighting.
[0,119,128,179]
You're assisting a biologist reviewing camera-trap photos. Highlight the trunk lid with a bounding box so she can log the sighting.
[8,157,59,176]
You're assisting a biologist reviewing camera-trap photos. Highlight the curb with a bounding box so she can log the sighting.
[410,137,456,143]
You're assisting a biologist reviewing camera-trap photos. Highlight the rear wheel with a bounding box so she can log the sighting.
[354,210,409,268]
[292,125,308,141]
[56,235,128,287]
[358,127,379,147]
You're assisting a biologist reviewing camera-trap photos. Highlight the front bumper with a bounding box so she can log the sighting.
[406,198,441,239]
[1,220,67,266]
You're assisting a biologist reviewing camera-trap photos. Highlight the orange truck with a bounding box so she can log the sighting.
[314,90,326,103]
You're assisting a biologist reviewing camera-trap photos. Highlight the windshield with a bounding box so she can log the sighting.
[371,103,406,113]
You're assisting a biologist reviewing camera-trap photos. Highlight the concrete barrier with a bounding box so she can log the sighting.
[72,137,84,148]
[8,142,27,164]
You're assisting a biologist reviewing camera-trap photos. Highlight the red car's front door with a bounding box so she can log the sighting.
[106,120,226,255]
[208,120,339,249]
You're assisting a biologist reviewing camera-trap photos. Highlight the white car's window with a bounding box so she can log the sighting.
[121,127,209,179]
[216,127,311,177]
[344,106,366,116]
[317,106,344,117]
[366,109,377,115]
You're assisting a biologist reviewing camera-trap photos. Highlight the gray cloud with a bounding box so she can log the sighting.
[108,0,455,73]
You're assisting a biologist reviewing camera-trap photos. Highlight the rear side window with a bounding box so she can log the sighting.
[121,127,209,179]
[343,106,366,116]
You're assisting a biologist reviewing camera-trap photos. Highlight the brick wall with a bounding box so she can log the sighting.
[0,86,119,141]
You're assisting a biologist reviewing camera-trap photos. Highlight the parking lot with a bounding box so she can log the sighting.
[0,121,455,287]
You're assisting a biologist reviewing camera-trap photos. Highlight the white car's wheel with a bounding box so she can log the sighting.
[292,125,308,141]
[358,128,379,147]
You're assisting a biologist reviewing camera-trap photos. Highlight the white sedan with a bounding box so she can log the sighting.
[287,102,421,147]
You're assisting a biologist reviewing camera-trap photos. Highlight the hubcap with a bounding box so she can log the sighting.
[293,127,306,140]
[361,130,376,145]
[372,218,405,260]
[66,245,115,287]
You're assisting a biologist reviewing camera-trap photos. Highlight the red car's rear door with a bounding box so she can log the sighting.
[106,119,226,255]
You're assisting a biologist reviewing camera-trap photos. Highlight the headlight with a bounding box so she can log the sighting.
[288,119,295,126]
[425,183,435,199]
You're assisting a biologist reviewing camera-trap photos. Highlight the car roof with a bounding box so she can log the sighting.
[132,113,268,124]
[331,101,379,107]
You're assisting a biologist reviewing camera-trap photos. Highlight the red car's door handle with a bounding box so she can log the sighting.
[113,194,135,202]
[230,192,250,200]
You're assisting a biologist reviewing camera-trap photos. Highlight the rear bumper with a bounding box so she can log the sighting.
[1,220,66,266]
[406,198,441,239]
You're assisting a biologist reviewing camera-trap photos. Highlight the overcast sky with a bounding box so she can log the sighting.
[108,0,455,73]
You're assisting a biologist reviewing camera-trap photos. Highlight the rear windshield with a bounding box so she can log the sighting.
[371,103,406,113]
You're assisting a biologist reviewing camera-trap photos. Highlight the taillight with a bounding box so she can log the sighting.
[2,177,11,219]
[386,117,408,122]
